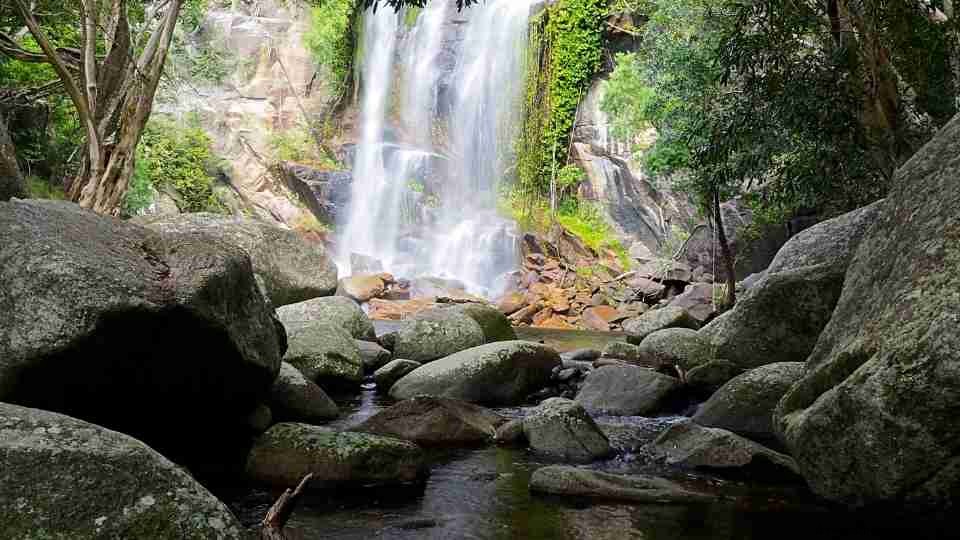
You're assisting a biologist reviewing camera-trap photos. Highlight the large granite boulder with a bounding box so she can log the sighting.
[522,398,613,462]
[355,396,506,446]
[775,115,960,509]
[134,212,337,307]
[390,341,561,406]
[357,339,392,373]
[623,306,700,345]
[373,359,422,392]
[277,296,376,341]
[246,423,424,489]
[637,328,712,371]
[269,362,339,423]
[393,306,486,363]
[337,274,386,303]
[685,360,744,394]
[693,362,804,442]
[529,465,713,504]
[0,200,281,473]
[284,321,363,387]
[575,364,680,416]
[448,303,518,342]
[0,403,246,539]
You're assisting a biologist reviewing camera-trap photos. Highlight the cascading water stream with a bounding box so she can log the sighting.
[339,0,538,297]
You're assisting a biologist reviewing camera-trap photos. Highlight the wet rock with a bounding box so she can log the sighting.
[576,365,680,416]
[494,418,526,445]
[355,396,505,446]
[775,115,960,509]
[562,348,602,362]
[685,360,743,394]
[357,340,392,373]
[281,163,352,225]
[374,359,422,392]
[0,403,247,539]
[522,398,613,462]
[694,362,805,442]
[277,296,377,341]
[134,212,337,307]
[246,423,424,489]
[637,328,712,371]
[284,321,363,387]
[337,274,387,303]
[448,303,518,342]
[530,465,713,504]
[390,341,561,406]
[623,306,700,345]
[269,362,339,423]
[647,420,799,477]
[393,306,486,363]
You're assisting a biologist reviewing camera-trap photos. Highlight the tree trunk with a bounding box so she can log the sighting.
[0,113,26,201]
[713,188,736,311]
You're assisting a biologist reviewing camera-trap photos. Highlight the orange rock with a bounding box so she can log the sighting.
[532,307,555,326]
[495,291,526,315]
[367,298,436,321]
[580,309,610,331]
[538,316,575,330]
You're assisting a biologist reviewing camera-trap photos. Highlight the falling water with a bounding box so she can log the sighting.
[339,0,538,296]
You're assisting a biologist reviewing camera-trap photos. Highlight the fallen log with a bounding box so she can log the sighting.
[260,473,313,540]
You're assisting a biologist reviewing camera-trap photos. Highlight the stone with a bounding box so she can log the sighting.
[390,341,561,406]
[562,349,602,362]
[0,200,281,473]
[284,321,363,386]
[134,212,337,307]
[529,465,713,504]
[393,306,486,363]
[576,365,680,416]
[494,418,526,445]
[667,283,717,325]
[495,291,527,315]
[336,275,386,303]
[281,163,352,225]
[277,295,377,341]
[522,398,613,462]
[373,359,422,392]
[246,423,424,489]
[628,241,655,262]
[247,403,273,434]
[409,276,468,298]
[637,328,713,371]
[367,298,437,321]
[600,341,645,364]
[625,276,666,301]
[694,362,804,442]
[0,403,246,539]
[355,396,506,446]
[623,306,700,345]
[357,339,392,373]
[269,362,339,423]
[647,420,799,477]
[774,115,960,508]
[448,303,518,342]
[685,360,744,394]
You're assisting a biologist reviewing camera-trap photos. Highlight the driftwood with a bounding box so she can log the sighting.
[260,473,313,540]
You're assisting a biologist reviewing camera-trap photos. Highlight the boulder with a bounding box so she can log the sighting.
[667,283,717,325]
[0,200,281,473]
[685,360,743,394]
[623,307,700,345]
[699,264,844,369]
[529,466,713,504]
[246,403,273,434]
[284,321,363,386]
[277,296,376,341]
[392,307,486,364]
[357,340,392,373]
[575,365,680,416]
[390,341,561,406]
[494,418,526,445]
[522,398,613,462]
[354,396,506,446]
[373,359,422,392]
[336,275,386,303]
[269,362,339,423]
[774,115,960,508]
[637,328,712,371]
[134,212,337,307]
[245,423,424,489]
[0,403,246,539]
[600,341,645,364]
[693,362,804,442]
[495,291,526,315]
[448,303,518,342]
[647,420,798,477]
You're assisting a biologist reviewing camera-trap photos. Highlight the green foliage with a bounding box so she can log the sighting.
[25,175,66,200]
[268,128,338,169]
[306,0,356,94]
[556,199,631,269]
[123,158,154,216]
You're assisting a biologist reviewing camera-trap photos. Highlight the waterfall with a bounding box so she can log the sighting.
[339,0,537,296]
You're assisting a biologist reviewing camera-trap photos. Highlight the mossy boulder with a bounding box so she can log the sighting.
[637,328,712,371]
[390,341,561,406]
[575,364,679,416]
[448,303,518,342]
[623,306,700,345]
[357,339,392,373]
[284,321,363,387]
[522,398,613,463]
[775,115,960,509]
[269,362,339,423]
[685,360,744,394]
[245,423,424,489]
[600,341,646,365]
[277,296,376,341]
[373,359,422,393]
[355,396,506,446]
[393,306,485,363]
[135,212,337,307]
[0,403,246,539]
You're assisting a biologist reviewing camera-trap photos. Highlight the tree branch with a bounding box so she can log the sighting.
[81,0,99,119]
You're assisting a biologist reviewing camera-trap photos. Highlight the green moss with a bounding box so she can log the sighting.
[306,0,357,94]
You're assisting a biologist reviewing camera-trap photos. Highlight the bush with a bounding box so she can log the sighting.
[305,0,355,94]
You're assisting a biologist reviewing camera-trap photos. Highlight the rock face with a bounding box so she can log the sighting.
[0,200,281,472]
[390,341,561,406]
[0,116,25,201]
[393,306,486,363]
[575,365,679,416]
[246,423,424,489]
[277,296,377,341]
[0,403,246,539]
[373,359,422,392]
[134,212,337,307]
[775,115,960,508]
[269,362,339,423]
[637,328,712,371]
[623,307,700,345]
[284,321,363,386]
[523,398,613,462]
[693,362,804,442]
[448,303,518,342]
[355,396,506,446]
[281,163,352,224]
[647,420,798,477]
[530,466,713,504]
